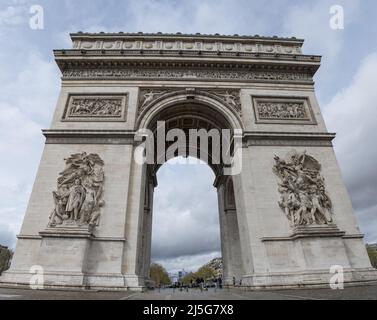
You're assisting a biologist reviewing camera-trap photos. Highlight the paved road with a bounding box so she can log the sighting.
[0,284,377,300]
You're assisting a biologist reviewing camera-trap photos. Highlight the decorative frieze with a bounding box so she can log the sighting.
[63,95,128,121]
[252,96,315,124]
[62,68,312,83]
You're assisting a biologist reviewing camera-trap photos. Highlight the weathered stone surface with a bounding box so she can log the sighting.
[1,32,376,291]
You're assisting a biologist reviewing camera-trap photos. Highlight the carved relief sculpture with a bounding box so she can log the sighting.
[139,89,170,114]
[63,95,127,121]
[48,152,105,228]
[257,102,307,120]
[253,97,315,124]
[273,150,333,227]
[206,90,242,115]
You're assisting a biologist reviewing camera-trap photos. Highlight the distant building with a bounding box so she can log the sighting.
[169,269,189,284]
[203,258,223,278]
[169,273,178,284]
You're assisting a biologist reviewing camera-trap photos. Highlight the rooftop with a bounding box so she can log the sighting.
[55,32,320,81]
[70,31,304,44]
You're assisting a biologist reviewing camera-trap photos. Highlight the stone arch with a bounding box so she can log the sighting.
[136,89,244,132]
[135,91,244,181]
[133,91,246,284]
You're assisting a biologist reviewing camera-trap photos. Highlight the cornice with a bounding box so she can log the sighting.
[70,32,305,45]
[243,132,336,147]
[54,50,320,73]
[54,32,321,82]
[42,129,335,147]
[42,129,135,145]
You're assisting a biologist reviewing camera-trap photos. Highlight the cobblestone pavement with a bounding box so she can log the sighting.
[0,284,377,300]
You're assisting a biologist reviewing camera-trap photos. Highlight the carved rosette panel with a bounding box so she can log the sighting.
[272,150,334,227]
[138,88,241,116]
[253,97,315,124]
[48,152,105,228]
[63,95,127,121]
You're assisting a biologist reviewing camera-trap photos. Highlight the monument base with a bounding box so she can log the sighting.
[0,271,147,291]
[240,268,377,289]
[0,224,148,291]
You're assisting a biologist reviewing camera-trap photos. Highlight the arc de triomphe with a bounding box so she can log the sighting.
[1,33,376,290]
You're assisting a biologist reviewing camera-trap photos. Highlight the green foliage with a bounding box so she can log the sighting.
[367,246,377,268]
[0,246,12,275]
[181,272,196,285]
[150,262,171,286]
[195,266,216,280]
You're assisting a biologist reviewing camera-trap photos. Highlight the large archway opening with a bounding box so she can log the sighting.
[136,97,245,286]
[151,156,221,282]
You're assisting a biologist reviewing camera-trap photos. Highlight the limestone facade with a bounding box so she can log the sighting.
[1,32,376,290]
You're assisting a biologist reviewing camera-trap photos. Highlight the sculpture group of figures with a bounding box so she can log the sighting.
[69,98,122,117]
[273,150,333,227]
[48,152,105,228]
[258,102,307,120]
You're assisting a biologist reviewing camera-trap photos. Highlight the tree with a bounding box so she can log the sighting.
[195,266,216,281]
[181,272,196,286]
[150,263,171,286]
[0,246,12,275]
[367,246,377,268]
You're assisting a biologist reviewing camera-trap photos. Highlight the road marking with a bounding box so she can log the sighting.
[0,294,21,298]
[119,292,140,300]
[274,293,323,300]
[228,292,250,300]
[227,290,323,300]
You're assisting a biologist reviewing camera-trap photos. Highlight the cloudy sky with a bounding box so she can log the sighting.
[0,0,376,273]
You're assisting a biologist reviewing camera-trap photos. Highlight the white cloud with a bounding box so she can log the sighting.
[154,251,221,274]
[0,224,15,249]
[0,5,25,27]
[324,52,377,242]
[152,158,221,270]
[0,49,59,247]
[283,0,361,58]
[0,102,43,247]
[0,0,34,29]
[1,52,59,122]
